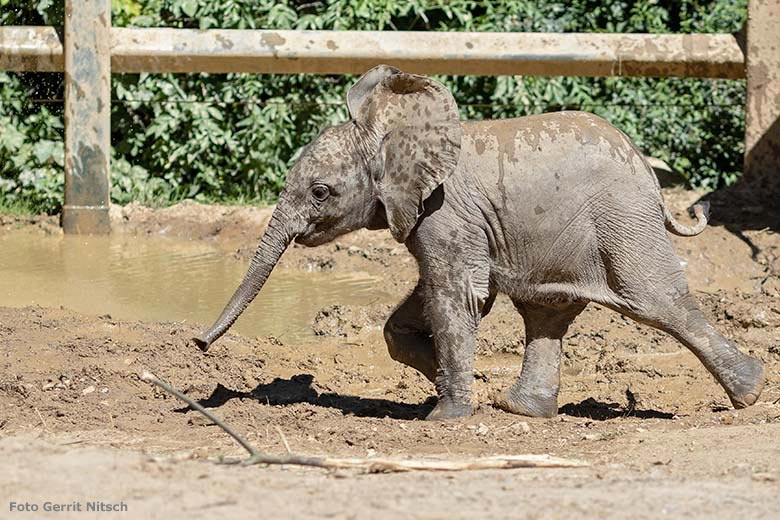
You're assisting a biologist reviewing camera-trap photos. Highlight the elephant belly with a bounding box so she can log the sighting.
[488,217,611,306]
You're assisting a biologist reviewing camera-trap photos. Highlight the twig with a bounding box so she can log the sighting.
[275,425,292,454]
[624,387,637,417]
[141,371,257,456]
[140,371,587,472]
[34,407,50,433]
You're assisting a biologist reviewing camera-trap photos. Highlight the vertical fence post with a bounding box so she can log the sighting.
[744,0,780,187]
[62,0,111,234]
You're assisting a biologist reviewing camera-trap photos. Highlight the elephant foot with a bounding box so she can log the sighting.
[493,386,558,418]
[425,399,473,421]
[724,354,765,409]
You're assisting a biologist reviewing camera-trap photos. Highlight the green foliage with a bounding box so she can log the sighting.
[0,72,64,213]
[0,0,748,214]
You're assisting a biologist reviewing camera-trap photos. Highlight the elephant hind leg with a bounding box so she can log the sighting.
[610,281,764,409]
[593,213,764,409]
[494,302,586,418]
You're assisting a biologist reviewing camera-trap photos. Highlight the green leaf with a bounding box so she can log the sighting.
[180,0,198,18]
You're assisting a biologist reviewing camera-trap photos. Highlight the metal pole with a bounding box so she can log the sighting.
[744,0,780,185]
[62,0,111,234]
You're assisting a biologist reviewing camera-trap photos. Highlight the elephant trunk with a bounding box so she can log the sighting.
[193,201,299,351]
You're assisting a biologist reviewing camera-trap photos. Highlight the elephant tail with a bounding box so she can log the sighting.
[641,154,710,236]
[662,200,710,236]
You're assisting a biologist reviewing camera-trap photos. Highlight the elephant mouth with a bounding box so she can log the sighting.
[294,230,327,247]
[293,227,320,246]
[294,220,335,247]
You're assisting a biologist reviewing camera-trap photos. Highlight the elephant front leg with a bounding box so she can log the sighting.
[424,282,486,421]
[385,282,497,384]
[384,284,437,382]
[495,303,585,418]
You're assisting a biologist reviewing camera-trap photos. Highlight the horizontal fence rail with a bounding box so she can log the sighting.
[0,26,63,72]
[0,26,745,79]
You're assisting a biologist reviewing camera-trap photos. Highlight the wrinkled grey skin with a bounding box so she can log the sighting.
[195,65,765,421]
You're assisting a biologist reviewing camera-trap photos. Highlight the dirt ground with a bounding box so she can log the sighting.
[1,188,779,519]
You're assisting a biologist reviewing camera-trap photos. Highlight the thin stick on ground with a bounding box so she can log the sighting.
[275,425,292,454]
[141,371,257,456]
[140,371,588,473]
[34,406,50,433]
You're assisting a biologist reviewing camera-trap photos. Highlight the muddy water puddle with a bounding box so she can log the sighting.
[0,230,388,342]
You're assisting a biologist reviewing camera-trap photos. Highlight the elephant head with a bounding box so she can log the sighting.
[194,65,462,350]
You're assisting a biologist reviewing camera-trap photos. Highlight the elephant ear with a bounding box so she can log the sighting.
[347,65,401,120]
[353,70,462,242]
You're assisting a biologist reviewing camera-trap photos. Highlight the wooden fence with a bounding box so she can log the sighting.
[0,0,777,233]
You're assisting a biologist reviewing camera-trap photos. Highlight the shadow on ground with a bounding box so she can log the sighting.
[177,374,435,420]
[698,175,780,258]
[178,377,677,422]
[560,397,675,421]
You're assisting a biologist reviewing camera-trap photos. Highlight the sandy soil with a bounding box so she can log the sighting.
[1,188,779,519]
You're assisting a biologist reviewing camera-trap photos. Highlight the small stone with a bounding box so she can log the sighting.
[42,382,55,391]
[191,447,210,459]
[752,472,776,482]
[81,385,96,396]
[473,369,488,382]
[514,421,531,433]
[188,415,212,427]
[475,423,490,436]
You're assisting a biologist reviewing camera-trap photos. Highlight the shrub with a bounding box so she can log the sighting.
[0,0,748,214]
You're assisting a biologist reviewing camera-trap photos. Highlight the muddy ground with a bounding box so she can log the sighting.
[1,188,780,519]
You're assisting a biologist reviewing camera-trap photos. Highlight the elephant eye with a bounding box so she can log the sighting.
[311,184,330,202]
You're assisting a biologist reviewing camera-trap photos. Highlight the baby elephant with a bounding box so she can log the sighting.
[194,65,764,420]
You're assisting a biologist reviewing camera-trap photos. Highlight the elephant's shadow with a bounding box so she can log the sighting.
[559,397,675,420]
[176,374,436,420]
[176,374,675,421]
